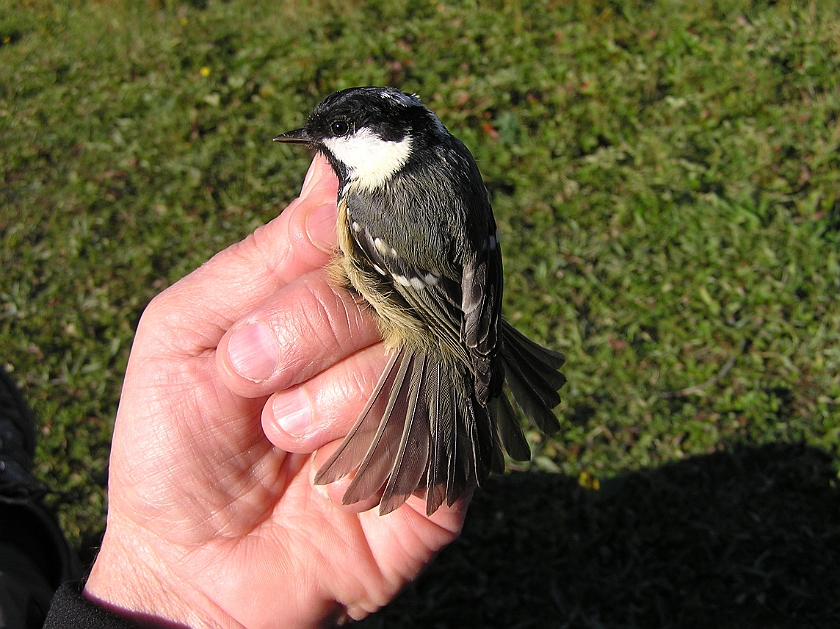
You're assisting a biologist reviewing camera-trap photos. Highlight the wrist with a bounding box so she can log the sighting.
[83,520,239,629]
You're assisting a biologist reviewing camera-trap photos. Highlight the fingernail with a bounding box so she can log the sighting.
[306,202,337,253]
[273,389,312,437]
[228,321,278,382]
[300,159,318,195]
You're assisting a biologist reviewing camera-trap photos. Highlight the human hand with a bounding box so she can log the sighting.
[83,155,468,628]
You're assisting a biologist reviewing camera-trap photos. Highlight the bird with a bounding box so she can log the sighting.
[274,86,566,516]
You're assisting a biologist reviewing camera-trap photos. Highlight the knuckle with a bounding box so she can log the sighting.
[268,274,376,382]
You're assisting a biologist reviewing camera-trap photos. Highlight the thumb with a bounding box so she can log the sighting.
[134,155,340,360]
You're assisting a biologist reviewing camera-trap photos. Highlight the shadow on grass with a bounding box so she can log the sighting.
[360,443,840,629]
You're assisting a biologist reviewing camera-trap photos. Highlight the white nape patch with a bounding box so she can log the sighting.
[323,128,413,191]
[380,90,418,107]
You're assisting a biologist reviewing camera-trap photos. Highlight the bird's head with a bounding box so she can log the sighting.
[274,86,447,191]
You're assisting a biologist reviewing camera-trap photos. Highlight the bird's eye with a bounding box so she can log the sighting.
[330,120,350,137]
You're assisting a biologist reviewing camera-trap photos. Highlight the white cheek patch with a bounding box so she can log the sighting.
[323,128,413,191]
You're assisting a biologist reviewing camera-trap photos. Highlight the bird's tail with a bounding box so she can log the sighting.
[315,346,503,516]
[498,321,566,437]
[314,324,565,516]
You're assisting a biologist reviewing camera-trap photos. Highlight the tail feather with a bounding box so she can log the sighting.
[341,351,415,506]
[379,353,431,515]
[424,361,449,515]
[314,349,403,486]
[489,394,531,462]
[487,403,507,476]
[500,322,565,435]
[502,322,566,370]
[314,323,566,516]
[446,384,469,507]
[469,398,500,482]
[502,337,565,408]
[502,354,562,435]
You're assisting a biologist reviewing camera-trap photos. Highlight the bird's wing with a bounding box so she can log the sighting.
[349,215,470,362]
[348,207,505,407]
[343,150,505,397]
[460,232,503,404]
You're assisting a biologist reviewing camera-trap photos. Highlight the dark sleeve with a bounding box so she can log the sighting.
[44,582,142,629]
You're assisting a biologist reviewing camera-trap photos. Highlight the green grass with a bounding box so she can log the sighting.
[2,0,840,624]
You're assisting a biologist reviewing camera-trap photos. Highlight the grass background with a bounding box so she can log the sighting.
[2,0,839,625]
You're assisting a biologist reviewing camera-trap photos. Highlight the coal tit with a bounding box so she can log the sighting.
[274,86,566,516]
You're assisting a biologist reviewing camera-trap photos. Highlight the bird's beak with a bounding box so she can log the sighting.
[273,128,312,144]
